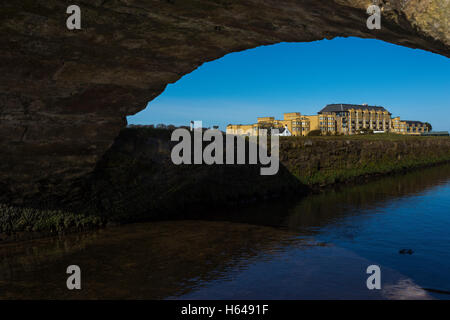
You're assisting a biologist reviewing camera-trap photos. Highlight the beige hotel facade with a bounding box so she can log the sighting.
[227,104,430,136]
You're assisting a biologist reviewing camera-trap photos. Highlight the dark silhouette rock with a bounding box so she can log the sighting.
[399,249,414,255]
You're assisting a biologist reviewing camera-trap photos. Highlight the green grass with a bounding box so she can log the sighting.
[0,204,103,237]
[281,133,449,141]
[295,156,450,186]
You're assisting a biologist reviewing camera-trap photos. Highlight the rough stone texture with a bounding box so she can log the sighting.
[1,0,449,203]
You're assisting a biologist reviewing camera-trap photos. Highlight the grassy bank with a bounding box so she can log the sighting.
[277,134,450,186]
[1,128,450,241]
[0,204,103,242]
[280,134,450,188]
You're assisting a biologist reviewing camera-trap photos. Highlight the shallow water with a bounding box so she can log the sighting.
[1,164,450,299]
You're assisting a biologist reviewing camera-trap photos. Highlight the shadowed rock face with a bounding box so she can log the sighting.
[0,0,449,203]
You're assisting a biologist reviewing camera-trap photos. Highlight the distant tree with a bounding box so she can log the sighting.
[167,124,176,130]
[213,125,219,130]
[308,129,322,136]
[156,124,167,129]
[425,122,432,132]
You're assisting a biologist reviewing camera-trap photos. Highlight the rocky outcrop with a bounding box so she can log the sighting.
[1,0,449,203]
[65,128,450,222]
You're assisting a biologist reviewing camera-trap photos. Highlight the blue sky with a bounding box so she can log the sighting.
[128,37,450,131]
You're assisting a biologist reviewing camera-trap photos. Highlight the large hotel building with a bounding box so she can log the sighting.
[226,104,430,136]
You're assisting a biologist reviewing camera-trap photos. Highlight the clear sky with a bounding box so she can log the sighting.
[128,37,450,131]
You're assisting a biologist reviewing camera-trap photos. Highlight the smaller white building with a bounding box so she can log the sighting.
[273,125,292,136]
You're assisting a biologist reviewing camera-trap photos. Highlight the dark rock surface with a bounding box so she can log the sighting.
[1,0,449,202]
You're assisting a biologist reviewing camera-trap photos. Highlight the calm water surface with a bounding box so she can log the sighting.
[1,164,450,299]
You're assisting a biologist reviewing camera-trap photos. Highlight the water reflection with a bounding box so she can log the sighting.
[1,164,450,299]
[0,221,321,299]
[196,163,450,232]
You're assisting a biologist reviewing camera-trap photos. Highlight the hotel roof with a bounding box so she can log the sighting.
[404,120,425,125]
[319,104,388,114]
